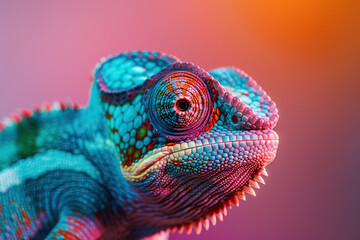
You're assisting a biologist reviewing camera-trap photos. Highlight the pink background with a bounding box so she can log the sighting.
[0,1,359,239]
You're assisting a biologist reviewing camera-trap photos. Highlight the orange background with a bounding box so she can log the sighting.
[0,1,359,239]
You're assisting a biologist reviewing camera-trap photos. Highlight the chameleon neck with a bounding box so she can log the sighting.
[78,85,136,213]
[82,85,169,238]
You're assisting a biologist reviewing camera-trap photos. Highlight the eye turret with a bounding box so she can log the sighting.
[148,71,213,140]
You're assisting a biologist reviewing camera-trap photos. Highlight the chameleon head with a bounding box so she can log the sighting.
[95,51,279,233]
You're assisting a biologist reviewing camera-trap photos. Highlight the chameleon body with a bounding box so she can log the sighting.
[0,51,279,239]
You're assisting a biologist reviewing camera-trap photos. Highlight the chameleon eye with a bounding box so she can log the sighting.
[149,71,212,140]
[175,98,191,112]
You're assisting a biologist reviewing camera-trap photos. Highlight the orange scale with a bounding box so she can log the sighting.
[165,142,177,146]
[122,155,134,167]
[16,228,22,238]
[136,124,148,140]
[127,146,135,155]
[57,229,81,239]
[146,143,154,152]
[133,149,140,158]
[68,217,86,229]
[105,112,112,119]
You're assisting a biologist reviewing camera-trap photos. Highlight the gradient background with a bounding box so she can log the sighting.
[0,1,359,239]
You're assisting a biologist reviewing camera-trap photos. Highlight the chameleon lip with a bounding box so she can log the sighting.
[121,151,169,181]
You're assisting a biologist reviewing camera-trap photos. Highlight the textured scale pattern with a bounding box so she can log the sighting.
[0,50,279,239]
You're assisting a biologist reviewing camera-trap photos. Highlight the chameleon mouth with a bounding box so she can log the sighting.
[121,151,170,181]
[135,130,278,235]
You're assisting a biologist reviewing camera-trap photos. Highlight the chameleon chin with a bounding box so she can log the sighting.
[0,50,279,240]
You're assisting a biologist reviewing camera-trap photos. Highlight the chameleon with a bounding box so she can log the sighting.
[0,50,279,240]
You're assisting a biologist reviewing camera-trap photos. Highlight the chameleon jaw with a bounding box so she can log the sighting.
[123,136,276,236]
[134,131,277,235]
[155,167,269,236]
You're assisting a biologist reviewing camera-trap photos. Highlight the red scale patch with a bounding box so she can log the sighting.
[21,209,31,228]
[20,109,32,118]
[10,114,21,123]
[122,144,144,167]
[16,228,22,238]
[146,142,155,152]
[60,101,68,110]
[105,112,112,119]
[43,102,52,112]
[57,229,81,240]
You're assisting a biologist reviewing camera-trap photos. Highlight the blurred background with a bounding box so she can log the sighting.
[0,1,359,239]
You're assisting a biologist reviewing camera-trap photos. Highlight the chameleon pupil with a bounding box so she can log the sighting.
[176,99,190,111]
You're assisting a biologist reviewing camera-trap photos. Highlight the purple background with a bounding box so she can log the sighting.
[0,1,359,239]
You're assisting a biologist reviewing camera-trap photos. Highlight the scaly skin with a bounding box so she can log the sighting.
[0,51,279,239]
